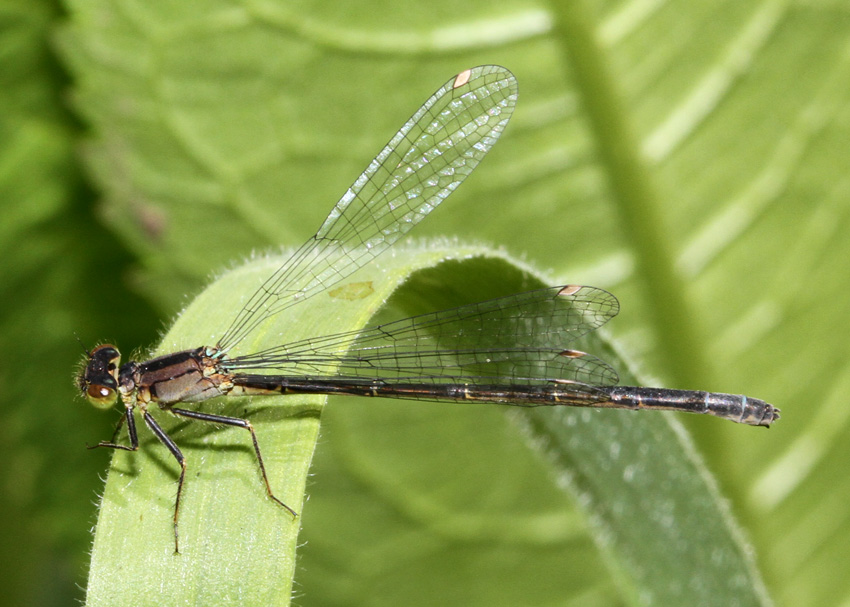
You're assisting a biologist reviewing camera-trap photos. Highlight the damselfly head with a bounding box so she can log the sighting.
[77,344,122,410]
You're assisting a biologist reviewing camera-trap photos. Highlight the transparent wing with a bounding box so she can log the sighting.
[224,285,621,387]
[217,66,518,352]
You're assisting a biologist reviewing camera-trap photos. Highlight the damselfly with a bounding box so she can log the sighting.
[78,66,779,553]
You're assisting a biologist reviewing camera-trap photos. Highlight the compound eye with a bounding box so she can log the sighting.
[86,384,117,410]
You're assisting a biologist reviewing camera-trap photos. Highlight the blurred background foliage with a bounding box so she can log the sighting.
[2,0,849,605]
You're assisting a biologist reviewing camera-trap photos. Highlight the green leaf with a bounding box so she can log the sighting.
[3,0,844,605]
[86,243,770,607]
[84,244,456,605]
[298,255,771,607]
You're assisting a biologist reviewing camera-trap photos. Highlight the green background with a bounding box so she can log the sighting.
[2,0,847,605]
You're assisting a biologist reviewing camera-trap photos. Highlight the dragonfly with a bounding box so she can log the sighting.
[78,65,779,553]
